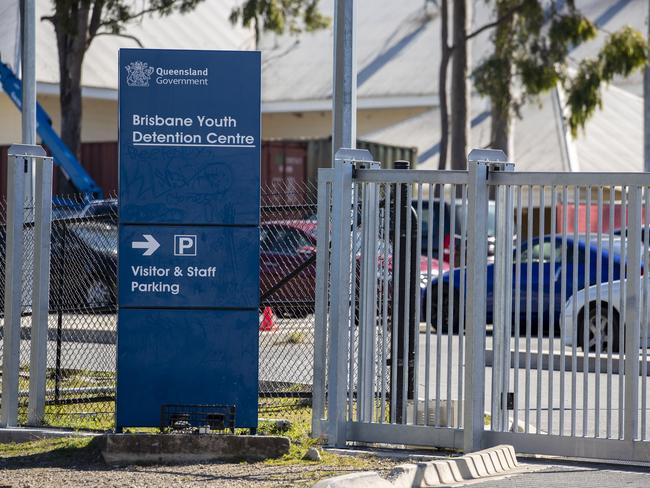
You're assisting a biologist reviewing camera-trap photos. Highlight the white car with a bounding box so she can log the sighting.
[563,279,650,352]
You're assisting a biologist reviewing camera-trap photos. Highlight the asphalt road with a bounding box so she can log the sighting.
[414,332,650,439]
[2,313,649,441]
[474,460,650,487]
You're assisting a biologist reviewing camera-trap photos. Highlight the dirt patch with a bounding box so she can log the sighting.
[0,437,403,487]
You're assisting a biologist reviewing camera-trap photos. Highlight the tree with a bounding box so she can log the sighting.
[44,0,204,192]
[44,0,327,193]
[437,0,451,169]
[230,0,328,46]
[645,0,650,172]
[449,0,470,170]
[437,0,525,169]
[473,0,648,158]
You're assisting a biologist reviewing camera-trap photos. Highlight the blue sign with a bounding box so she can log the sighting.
[117,308,259,428]
[119,225,259,308]
[119,50,260,226]
[117,48,260,430]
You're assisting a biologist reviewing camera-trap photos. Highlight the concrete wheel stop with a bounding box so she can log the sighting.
[314,445,524,487]
[99,433,290,464]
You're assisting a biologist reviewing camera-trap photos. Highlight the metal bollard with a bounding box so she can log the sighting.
[391,160,419,424]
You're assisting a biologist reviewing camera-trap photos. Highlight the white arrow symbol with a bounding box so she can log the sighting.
[132,234,160,256]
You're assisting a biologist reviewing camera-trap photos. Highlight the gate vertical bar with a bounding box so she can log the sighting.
[463,150,494,452]
[358,162,379,423]
[624,185,642,441]
[0,148,29,427]
[501,177,514,433]
[27,154,53,425]
[490,161,514,431]
[312,171,332,438]
[327,149,373,447]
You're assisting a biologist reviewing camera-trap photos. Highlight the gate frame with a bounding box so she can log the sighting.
[313,148,650,462]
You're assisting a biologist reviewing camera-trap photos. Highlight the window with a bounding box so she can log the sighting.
[520,241,562,263]
[261,226,311,255]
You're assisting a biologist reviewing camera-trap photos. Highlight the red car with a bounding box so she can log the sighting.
[260,220,449,318]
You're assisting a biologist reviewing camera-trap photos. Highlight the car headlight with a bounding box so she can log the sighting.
[420,269,439,288]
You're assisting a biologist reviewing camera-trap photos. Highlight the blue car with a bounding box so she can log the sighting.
[421,236,624,333]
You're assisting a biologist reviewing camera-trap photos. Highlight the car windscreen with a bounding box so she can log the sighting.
[68,222,118,255]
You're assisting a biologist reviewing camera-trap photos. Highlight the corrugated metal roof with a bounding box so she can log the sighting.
[259,0,495,104]
[4,0,254,91]
[2,0,646,103]
[260,0,648,104]
[362,84,643,172]
[0,1,20,69]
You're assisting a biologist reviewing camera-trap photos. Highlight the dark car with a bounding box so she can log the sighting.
[422,236,625,334]
[49,219,118,311]
[5,218,119,313]
[415,198,497,263]
[78,198,118,219]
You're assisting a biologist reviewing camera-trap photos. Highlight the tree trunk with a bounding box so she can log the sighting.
[438,0,450,170]
[644,0,650,171]
[490,102,514,159]
[450,0,470,170]
[53,2,89,195]
[489,1,515,160]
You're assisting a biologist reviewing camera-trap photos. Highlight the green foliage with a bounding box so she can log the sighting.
[50,1,206,41]
[473,0,647,136]
[230,0,330,43]
[566,26,648,136]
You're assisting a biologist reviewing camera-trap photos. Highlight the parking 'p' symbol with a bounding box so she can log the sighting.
[174,235,197,256]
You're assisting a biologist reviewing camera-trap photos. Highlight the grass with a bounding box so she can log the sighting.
[286,331,307,344]
[256,406,385,488]
[0,436,103,466]
[13,366,115,431]
[0,436,94,458]
[0,405,368,471]
[15,401,115,431]
[43,402,114,431]
[18,368,116,392]
[274,331,308,345]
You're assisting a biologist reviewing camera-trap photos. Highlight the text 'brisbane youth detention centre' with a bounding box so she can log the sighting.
[130,114,256,146]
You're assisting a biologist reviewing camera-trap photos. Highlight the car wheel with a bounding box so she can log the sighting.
[579,303,620,353]
[430,286,460,334]
[85,279,112,310]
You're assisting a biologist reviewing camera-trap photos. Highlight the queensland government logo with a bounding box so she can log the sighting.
[125,61,154,87]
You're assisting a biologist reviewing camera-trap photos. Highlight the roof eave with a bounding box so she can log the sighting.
[36,83,439,112]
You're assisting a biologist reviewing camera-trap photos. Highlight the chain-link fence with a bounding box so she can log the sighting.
[0,181,319,429]
[0,196,119,429]
[259,181,318,415]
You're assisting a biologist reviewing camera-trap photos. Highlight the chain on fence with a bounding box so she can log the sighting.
[0,181,319,429]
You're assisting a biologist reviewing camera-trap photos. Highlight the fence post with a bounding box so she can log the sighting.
[312,170,332,438]
[27,153,53,425]
[326,148,373,447]
[625,185,642,441]
[463,149,502,452]
[489,160,514,431]
[1,145,44,427]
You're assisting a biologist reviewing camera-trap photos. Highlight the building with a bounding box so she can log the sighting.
[0,0,647,195]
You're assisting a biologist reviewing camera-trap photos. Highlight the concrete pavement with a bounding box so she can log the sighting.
[471,458,650,487]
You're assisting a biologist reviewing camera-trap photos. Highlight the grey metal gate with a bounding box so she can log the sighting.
[313,148,650,463]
